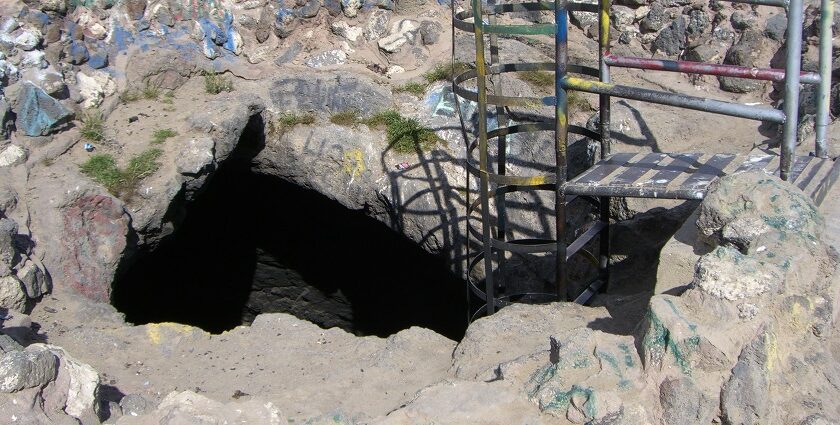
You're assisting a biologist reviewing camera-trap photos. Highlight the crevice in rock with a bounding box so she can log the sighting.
[111,119,468,340]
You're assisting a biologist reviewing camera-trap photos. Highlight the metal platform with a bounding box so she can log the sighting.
[566,153,840,204]
[454,0,835,318]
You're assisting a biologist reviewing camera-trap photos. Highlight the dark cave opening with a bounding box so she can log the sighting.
[111,122,469,340]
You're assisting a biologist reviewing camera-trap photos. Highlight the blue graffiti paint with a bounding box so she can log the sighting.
[110,25,134,51]
[16,82,72,137]
[198,17,226,46]
[222,11,239,53]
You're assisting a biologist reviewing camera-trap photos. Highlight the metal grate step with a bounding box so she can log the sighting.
[564,152,839,204]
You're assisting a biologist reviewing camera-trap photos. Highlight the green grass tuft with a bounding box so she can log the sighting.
[151,128,178,144]
[364,110,440,154]
[142,83,161,100]
[393,81,428,97]
[329,109,361,127]
[422,62,470,84]
[204,71,234,95]
[119,90,141,103]
[567,91,591,114]
[80,111,105,141]
[278,111,316,127]
[124,148,163,184]
[80,154,123,194]
[519,70,554,89]
[79,149,164,199]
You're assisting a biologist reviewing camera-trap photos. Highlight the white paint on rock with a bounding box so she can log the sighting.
[0,145,26,168]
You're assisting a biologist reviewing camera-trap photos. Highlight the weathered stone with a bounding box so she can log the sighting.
[198,17,227,46]
[256,4,274,43]
[274,41,301,65]
[273,8,297,38]
[80,51,104,70]
[765,13,787,42]
[20,50,46,69]
[730,11,755,32]
[296,0,321,18]
[697,171,823,245]
[652,16,686,56]
[331,21,363,42]
[522,327,640,422]
[15,81,73,136]
[76,70,116,109]
[0,184,16,213]
[0,333,23,354]
[0,17,19,34]
[37,344,101,420]
[176,137,215,176]
[611,6,636,27]
[685,9,708,45]
[0,275,27,311]
[115,390,287,424]
[304,49,347,68]
[640,2,667,33]
[61,195,129,302]
[365,0,394,9]
[366,9,390,41]
[570,0,598,30]
[721,332,770,425]
[324,0,342,16]
[378,19,419,53]
[719,30,765,93]
[0,96,11,139]
[68,40,89,64]
[418,20,442,45]
[122,48,191,91]
[125,0,147,20]
[695,245,783,300]
[659,377,716,424]
[15,259,50,299]
[0,348,57,393]
[0,218,16,274]
[244,44,272,64]
[120,393,152,416]
[269,74,391,117]
[640,295,731,374]
[341,0,362,17]
[0,144,26,168]
[683,43,722,63]
[14,28,42,51]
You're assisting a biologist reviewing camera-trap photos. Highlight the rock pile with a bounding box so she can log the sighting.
[0,211,50,316]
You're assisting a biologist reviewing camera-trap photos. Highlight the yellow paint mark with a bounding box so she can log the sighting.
[599,4,610,45]
[766,331,778,372]
[146,322,199,345]
[342,149,366,179]
[565,77,613,92]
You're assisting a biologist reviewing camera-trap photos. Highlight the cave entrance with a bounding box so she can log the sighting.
[111,122,468,340]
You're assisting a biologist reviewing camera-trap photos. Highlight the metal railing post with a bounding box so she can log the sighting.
[472,0,497,314]
[781,0,804,180]
[814,0,833,158]
[555,0,569,300]
[598,0,611,291]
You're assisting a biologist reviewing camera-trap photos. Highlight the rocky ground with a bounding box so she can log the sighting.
[0,0,839,423]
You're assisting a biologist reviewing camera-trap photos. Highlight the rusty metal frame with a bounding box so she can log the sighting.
[454,0,834,317]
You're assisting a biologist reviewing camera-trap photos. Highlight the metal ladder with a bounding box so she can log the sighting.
[454,0,836,317]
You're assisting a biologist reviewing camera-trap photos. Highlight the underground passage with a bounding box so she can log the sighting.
[111,143,469,340]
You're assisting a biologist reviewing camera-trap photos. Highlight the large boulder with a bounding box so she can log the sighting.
[115,390,288,424]
[718,30,767,93]
[61,195,130,302]
[13,81,73,136]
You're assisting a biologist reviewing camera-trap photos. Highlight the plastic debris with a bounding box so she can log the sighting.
[395,162,410,170]
[84,143,94,152]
